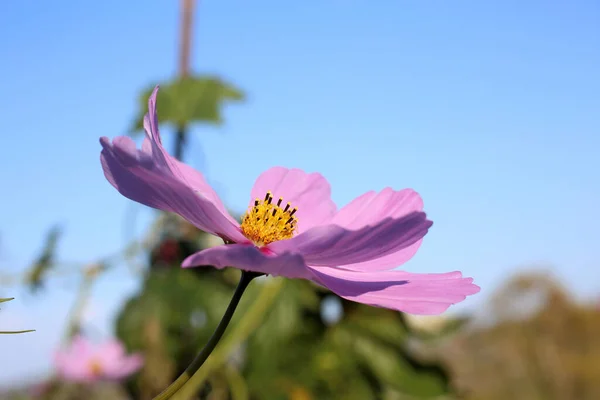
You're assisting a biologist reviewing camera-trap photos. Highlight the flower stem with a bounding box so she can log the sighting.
[153,270,260,400]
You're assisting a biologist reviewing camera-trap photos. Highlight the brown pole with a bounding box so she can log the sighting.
[178,0,195,77]
[174,0,196,160]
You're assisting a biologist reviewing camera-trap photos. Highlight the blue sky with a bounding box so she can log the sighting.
[1,0,599,386]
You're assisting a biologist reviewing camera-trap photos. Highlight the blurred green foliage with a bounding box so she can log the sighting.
[10,268,600,400]
[242,280,450,400]
[112,224,452,400]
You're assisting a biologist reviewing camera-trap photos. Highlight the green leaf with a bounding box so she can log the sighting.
[130,75,244,133]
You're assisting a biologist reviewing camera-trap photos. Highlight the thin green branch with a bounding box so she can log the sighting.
[0,329,35,334]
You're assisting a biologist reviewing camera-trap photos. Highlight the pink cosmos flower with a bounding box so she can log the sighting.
[54,336,143,383]
[100,87,479,315]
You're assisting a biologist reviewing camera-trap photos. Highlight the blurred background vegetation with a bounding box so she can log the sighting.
[5,216,600,400]
[1,1,599,399]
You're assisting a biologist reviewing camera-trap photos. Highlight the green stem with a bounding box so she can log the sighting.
[153,271,260,400]
[0,330,35,334]
[173,126,187,161]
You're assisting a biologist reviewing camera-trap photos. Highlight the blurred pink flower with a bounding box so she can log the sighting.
[54,336,143,383]
[100,87,480,315]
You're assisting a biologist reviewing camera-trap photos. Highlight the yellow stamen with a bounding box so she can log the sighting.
[89,359,103,376]
[240,191,298,246]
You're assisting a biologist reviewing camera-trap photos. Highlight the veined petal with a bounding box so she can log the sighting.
[140,87,237,225]
[249,167,336,233]
[330,188,424,272]
[100,136,246,243]
[182,244,312,279]
[308,266,480,315]
[331,188,423,229]
[268,212,432,267]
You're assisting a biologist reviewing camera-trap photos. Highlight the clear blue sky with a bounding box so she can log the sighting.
[1,0,599,386]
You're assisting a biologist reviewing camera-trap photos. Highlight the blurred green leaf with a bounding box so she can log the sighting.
[130,75,244,133]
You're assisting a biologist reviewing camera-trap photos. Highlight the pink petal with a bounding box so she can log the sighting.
[308,266,480,315]
[100,136,245,243]
[54,351,87,381]
[97,339,125,357]
[140,87,237,226]
[56,364,96,383]
[54,337,97,383]
[94,340,143,379]
[249,167,336,233]
[182,244,312,279]
[103,354,144,380]
[67,335,94,358]
[330,188,424,272]
[331,188,423,229]
[268,212,432,267]
[94,340,125,370]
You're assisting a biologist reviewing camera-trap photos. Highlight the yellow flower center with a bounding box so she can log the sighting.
[240,191,298,246]
[89,359,103,376]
